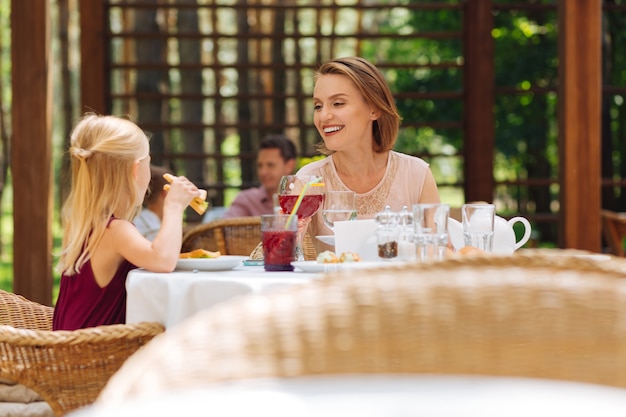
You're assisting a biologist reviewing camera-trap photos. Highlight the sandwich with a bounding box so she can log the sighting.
[179,248,221,259]
[162,173,209,215]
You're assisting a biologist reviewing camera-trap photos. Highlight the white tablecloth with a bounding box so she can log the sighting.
[71,375,626,417]
[126,266,320,328]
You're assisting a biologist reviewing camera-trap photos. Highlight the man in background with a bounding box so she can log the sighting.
[223,134,297,218]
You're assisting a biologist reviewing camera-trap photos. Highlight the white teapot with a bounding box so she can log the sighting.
[448,215,532,255]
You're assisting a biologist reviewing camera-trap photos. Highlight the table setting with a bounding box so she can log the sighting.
[331,202,534,261]
[128,172,618,331]
[261,174,539,266]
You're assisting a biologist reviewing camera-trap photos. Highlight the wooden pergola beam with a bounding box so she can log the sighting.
[463,0,495,203]
[11,0,52,305]
[79,0,108,114]
[558,0,602,251]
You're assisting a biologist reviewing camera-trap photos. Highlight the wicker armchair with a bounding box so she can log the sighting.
[97,253,626,404]
[1,288,54,330]
[182,216,317,260]
[0,289,164,416]
[181,216,261,255]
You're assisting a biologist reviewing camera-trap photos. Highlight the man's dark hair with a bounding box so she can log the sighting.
[259,134,297,162]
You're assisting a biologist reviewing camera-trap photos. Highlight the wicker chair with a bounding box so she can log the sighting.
[1,288,54,330]
[0,289,165,416]
[182,216,318,260]
[601,209,626,257]
[96,253,626,405]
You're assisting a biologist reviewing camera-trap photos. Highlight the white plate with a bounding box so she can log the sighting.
[291,260,386,273]
[176,256,247,271]
[316,235,335,245]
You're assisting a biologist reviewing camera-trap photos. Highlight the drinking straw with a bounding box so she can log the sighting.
[285,176,324,229]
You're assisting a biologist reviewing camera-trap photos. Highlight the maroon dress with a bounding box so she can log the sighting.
[53,219,137,331]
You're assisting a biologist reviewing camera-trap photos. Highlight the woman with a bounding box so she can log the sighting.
[297,56,441,241]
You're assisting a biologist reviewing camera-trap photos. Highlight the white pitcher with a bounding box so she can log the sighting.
[448,215,532,255]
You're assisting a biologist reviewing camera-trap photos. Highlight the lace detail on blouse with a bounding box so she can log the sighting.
[320,152,399,217]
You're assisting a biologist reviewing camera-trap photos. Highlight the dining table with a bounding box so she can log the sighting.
[125,247,617,330]
[72,375,626,417]
[125,256,323,329]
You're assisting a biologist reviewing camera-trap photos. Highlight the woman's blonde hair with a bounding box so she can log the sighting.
[314,56,402,155]
[57,113,150,275]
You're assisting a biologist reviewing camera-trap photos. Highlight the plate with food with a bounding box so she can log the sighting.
[291,260,383,273]
[292,250,376,273]
[176,249,246,271]
[291,261,341,273]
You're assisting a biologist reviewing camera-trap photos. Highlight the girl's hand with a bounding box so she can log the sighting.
[163,175,201,211]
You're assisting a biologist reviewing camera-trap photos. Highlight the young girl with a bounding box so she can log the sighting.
[53,113,201,331]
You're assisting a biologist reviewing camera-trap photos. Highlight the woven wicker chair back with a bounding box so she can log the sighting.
[98,252,626,405]
[0,289,164,416]
[601,210,626,257]
[182,216,318,260]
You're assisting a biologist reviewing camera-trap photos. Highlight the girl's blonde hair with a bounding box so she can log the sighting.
[314,56,402,155]
[57,113,149,275]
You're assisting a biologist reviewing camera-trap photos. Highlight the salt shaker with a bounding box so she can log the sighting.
[397,205,415,261]
[375,206,399,260]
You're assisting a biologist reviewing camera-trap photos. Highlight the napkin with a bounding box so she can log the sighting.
[334,219,377,261]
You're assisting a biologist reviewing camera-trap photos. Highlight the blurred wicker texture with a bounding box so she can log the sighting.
[181,216,262,256]
[0,288,53,330]
[182,216,318,260]
[98,253,626,404]
[601,209,626,257]
[0,289,165,416]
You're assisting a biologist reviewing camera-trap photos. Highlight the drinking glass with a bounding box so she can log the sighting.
[261,214,298,271]
[278,175,325,261]
[413,203,449,262]
[462,203,495,253]
[322,190,357,231]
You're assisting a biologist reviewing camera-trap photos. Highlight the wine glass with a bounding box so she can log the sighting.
[322,190,357,232]
[278,175,325,261]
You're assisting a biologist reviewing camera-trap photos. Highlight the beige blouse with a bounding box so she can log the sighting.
[297,151,431,238]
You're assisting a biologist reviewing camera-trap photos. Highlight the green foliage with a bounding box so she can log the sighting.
[297,155,325,171]
[360,1,466,200]
[366,2,561,222]
[604,7,626,206]
[0,0,10,290]
[0,0,10,110]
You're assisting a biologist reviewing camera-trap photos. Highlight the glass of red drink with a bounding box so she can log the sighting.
[261,214,298,271]
[278,175,325,261]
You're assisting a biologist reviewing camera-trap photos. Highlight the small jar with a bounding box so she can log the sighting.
[375,206,399,260]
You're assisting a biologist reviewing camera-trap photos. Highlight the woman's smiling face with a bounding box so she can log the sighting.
[313,74,378,153]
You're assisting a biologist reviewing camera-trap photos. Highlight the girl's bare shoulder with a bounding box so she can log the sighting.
[106,217,141,239]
